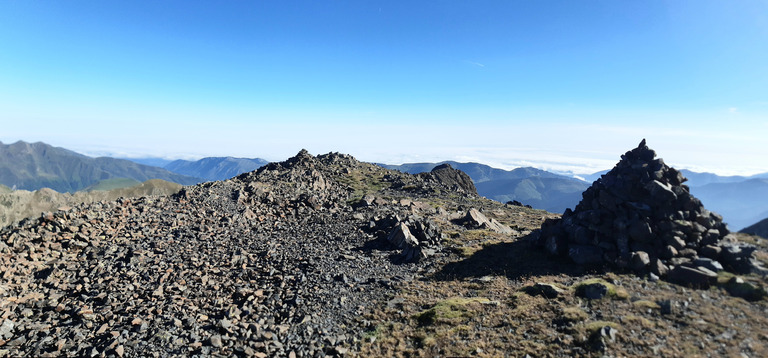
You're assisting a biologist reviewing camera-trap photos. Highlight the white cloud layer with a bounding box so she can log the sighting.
[3,118,765,177]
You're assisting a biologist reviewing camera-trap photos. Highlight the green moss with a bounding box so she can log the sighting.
[362,324,384,342]
[338,171,392,203]
[414,297,495,326]
[716,271,736,285]
[574,278,629,300]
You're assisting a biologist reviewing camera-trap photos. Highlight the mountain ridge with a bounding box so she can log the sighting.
[164,156,269,181]
[0,141,202,192]
[742,218,768,239]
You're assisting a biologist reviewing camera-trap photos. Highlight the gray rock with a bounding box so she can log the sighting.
[692,257,723,272]
[600,326,617,342]
[667,265,717,287]
[658,300,673,315]
[650,259,669,277]
[645,180,677,203]
[463,208,513,234]
[387,223,419,250]
[630,251,650,271]
[0,320,14,340]
[209,335,223,348]
[665,235,687,250]
[579,283,609,300]
[661,245,678,260]
[699,244,721,259]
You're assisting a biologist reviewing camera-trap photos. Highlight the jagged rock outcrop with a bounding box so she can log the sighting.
[417,164,478,195]
[366,214,442,262]
[539,140,765,285]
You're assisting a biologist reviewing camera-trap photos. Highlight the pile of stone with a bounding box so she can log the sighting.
[368,214,442,262]
[539,140,765,285]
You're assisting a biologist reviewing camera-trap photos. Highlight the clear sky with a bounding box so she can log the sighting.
[1,1,766,176]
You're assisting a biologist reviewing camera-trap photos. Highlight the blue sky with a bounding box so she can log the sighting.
[1,1,767,175]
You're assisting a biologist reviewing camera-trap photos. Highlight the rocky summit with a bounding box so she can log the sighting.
[0,150,509,357]
[2,148,768,357]
[539,140,767,285]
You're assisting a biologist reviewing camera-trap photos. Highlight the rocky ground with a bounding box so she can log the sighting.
[1,149,768,357]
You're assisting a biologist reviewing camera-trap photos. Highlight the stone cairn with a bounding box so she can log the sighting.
[539,140,765,286]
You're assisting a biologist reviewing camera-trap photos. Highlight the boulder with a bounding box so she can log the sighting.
[463,208,513,234]
[386,223,423,262]
[667,265,717,287]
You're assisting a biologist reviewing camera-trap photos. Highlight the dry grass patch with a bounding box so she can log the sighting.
[631,299,661,310]
[561,306,589,323]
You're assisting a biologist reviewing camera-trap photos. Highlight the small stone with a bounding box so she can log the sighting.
[0,320,14,340]
[96,323,108,335]
[219,319,232,330]
[658,300,673,315]
[115,345,125,357]
[209,335,223,348]
[600,326,617,342]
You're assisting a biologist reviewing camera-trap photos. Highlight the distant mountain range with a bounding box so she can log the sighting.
[4,140,766,231]
[164,157,269,181]
[688,178,768,231]
[0,141,202,192]
[123,156,269,182]
[380,161,589,213]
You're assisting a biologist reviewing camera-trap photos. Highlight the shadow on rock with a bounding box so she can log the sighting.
[432,233,589,281]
